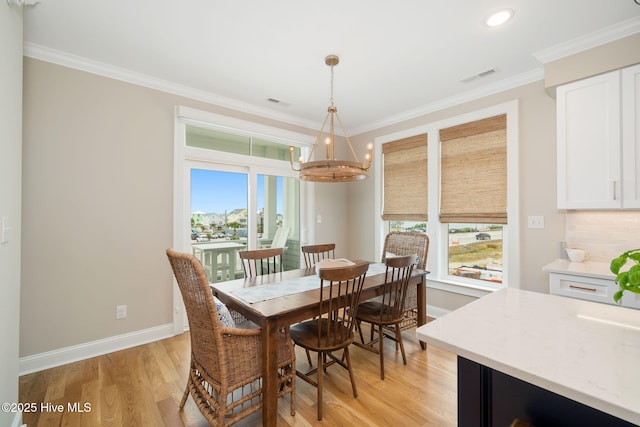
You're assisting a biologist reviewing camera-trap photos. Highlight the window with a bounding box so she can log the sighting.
[440,115,507,285]
[375,101,518,293]
[186,125,301,161]
[185,131,302,278]
[174,107,315,331]
[447,223,503,283]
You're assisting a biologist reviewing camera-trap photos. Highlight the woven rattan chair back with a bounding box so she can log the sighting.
[166,248,223,377]
[380,232,429,331]
[301,243,336,268]
[166,248,295,425]
[239,247,283,277]
[381,231,429,270]
[289,262,369,421]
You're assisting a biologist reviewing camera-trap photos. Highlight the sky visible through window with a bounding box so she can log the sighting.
[191,169,283,213]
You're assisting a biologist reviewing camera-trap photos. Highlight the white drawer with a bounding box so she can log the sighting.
[621,291,640,309]
[549,273,616,306]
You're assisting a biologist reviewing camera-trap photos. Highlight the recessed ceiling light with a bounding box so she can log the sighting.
[486,9,514,27]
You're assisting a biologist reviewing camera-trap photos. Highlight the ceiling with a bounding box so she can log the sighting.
[22,1,640,135]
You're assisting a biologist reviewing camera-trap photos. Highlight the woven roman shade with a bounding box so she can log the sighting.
[382,134,428,221]
[440,114,507,224]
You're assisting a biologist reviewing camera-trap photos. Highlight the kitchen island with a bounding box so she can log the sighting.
[416,288,640,426]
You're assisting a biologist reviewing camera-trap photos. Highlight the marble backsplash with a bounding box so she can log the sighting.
[565,211,640,262]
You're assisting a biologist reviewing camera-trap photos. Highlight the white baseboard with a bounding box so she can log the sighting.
[426,304,450,319]
[19,323,174,375]
[18,307,448,376]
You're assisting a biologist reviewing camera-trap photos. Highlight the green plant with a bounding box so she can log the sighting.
[610,248,640,303]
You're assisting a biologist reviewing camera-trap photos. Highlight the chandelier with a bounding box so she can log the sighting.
[289,55,372,182]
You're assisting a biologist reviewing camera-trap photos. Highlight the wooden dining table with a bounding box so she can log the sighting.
[210,260,428,426]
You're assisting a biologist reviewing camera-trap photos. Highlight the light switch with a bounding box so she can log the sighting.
[527,215,545,229]
[1,216,9,244]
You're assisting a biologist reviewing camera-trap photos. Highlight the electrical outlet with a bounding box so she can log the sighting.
[527,215,545,229]
[116,305,127,319]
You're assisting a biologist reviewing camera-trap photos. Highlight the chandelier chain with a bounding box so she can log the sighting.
[329,63,335,107]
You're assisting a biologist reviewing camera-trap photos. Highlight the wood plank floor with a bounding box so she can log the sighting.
[19,323,457,426]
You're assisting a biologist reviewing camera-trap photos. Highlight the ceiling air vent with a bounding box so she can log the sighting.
[267,97,291,107]
[460,68,497,83]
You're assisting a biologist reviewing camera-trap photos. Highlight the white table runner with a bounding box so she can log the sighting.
[230,262,388,304]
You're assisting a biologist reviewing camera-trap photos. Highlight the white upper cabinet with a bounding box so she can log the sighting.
[557,64,640,210]
[557,70,621,209]
[622,64,640,208]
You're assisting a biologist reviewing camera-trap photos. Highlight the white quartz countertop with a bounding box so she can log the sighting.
[416,288,640,425]
[543,259,615,280]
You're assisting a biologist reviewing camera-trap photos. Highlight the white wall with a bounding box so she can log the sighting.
[20,58,331,363]
[0,3,23,427]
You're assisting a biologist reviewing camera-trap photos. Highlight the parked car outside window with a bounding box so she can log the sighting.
[476,232,491,240]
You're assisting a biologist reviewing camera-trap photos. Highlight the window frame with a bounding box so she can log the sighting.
[172,106,316,332]
[373,100,519,297]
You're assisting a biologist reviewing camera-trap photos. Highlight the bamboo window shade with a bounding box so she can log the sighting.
[440,114,507,224]
[382,134,428,221]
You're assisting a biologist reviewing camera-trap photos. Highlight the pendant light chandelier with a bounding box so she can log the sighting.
[289,55,372,182]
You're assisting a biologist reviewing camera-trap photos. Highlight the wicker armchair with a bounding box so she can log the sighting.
[290,262,369,421]
[166,248,295,426]
[239,247,283,277]
[301,243,336,268]
[354,255,416,380]
[380,232,429,330]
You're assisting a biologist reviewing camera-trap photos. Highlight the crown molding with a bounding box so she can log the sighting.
[23,42,544,138]
[25,15,630,140]
[7,0,40,6]
[350,68,543,136]
[23,42,321,131]
[533,16,640,65]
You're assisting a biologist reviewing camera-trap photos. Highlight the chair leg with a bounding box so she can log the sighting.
[305,348,312,366]
[396,323,407,365]
[378,325,386,380]
[289,363,296,417]
[317,351,323,421]
[343,346,358,398]
[357,320,365,344]
[179,381,190,409]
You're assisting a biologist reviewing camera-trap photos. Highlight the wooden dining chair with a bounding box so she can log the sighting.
[299,243,337,365]
[354,255,416,380]
[380,231,429,331]
[239,247,284,278]
[301,243,336,268]
[289,262,369,421]
[165,248,296,425]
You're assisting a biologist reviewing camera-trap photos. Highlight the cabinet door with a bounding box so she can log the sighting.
[622,63,640,208]
[557,71,621,209]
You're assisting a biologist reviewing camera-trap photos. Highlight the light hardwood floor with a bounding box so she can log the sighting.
[19,323,457,426]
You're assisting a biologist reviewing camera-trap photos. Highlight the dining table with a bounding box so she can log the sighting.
[210,260,428,427]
